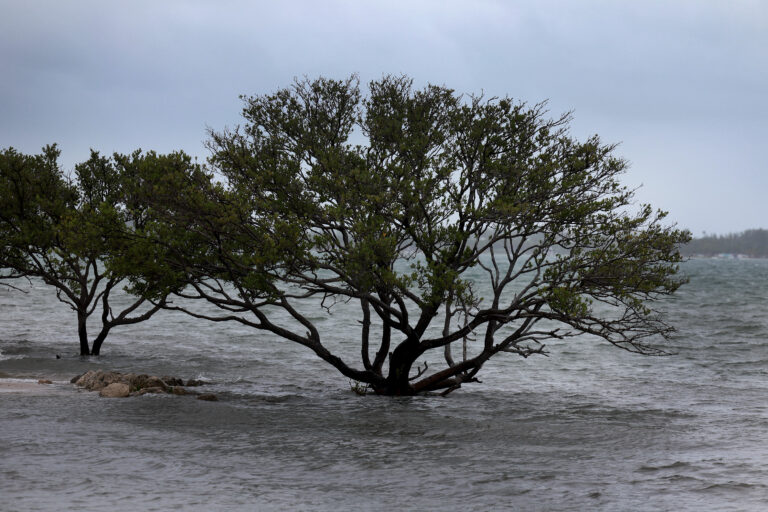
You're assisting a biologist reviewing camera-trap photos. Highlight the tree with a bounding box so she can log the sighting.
[0,146,173,355]
[131,75,690,395]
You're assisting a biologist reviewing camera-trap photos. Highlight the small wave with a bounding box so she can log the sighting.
[660,474,703,483]
[699,481,765,492]
[638,461,692,472]
[0,350,27,361]
[0,353,26,361]
[0,378,39,384]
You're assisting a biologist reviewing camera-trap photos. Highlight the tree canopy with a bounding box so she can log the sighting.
[123,75,690,395]
[0,146,176,355]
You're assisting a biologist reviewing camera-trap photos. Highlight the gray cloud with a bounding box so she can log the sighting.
[1,0,766,234]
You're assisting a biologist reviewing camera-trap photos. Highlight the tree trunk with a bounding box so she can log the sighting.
[91,328,110,356]
[378,341,420,395]
[77,313,91,356]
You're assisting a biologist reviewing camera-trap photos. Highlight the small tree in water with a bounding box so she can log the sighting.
[0,146,174,355]
[133,75,690,395]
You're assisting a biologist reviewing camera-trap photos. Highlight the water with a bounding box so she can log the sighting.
[1,259,768,511]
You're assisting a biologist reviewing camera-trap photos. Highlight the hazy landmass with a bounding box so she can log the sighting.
[682,229,768,258]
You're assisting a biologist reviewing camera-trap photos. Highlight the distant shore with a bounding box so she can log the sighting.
[682,228,768,258]
[686,254,768,260]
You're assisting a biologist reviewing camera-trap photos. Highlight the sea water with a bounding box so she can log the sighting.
[1,258,767,511]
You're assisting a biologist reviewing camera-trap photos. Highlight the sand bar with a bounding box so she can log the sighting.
[0,378,67,394]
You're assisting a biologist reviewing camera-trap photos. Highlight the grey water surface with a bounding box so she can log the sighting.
[1,258,768,511]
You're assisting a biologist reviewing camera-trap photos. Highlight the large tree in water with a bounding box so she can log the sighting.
[130,75,690,395]
[0,146,176,355]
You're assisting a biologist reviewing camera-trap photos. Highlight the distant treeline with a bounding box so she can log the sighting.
[682,229,768,257]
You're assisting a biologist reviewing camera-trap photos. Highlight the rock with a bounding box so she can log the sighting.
[37,379,53,384]
[197,393,218,401]
[70,373,85,384]
[126,373,148,389]
[75,370,125,391]
[162,376,184,386]
[130,374,168,392]
[77,370,107,389]
[75,370,98,388]
[185,379,207,387]
[99,382,130,398]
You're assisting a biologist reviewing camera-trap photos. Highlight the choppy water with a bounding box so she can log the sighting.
[1,258,768,511]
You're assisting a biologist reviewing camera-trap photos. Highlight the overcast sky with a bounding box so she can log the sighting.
[1,0,766,235]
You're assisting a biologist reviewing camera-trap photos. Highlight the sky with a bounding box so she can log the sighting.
[1,0,766,235]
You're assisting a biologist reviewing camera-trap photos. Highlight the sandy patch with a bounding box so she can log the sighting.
[0,378,67,394]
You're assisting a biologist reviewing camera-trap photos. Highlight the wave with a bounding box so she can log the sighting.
[638,461,693,472]
[0,350,25,361]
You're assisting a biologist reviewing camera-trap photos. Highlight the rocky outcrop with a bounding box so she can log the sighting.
[72,370,217,400]
[73,370,125,391]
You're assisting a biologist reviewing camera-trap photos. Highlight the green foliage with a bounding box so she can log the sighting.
[123,75,689,395]
[0,146,179,355]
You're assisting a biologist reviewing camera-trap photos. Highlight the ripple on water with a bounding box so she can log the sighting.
[1,260,768,510]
